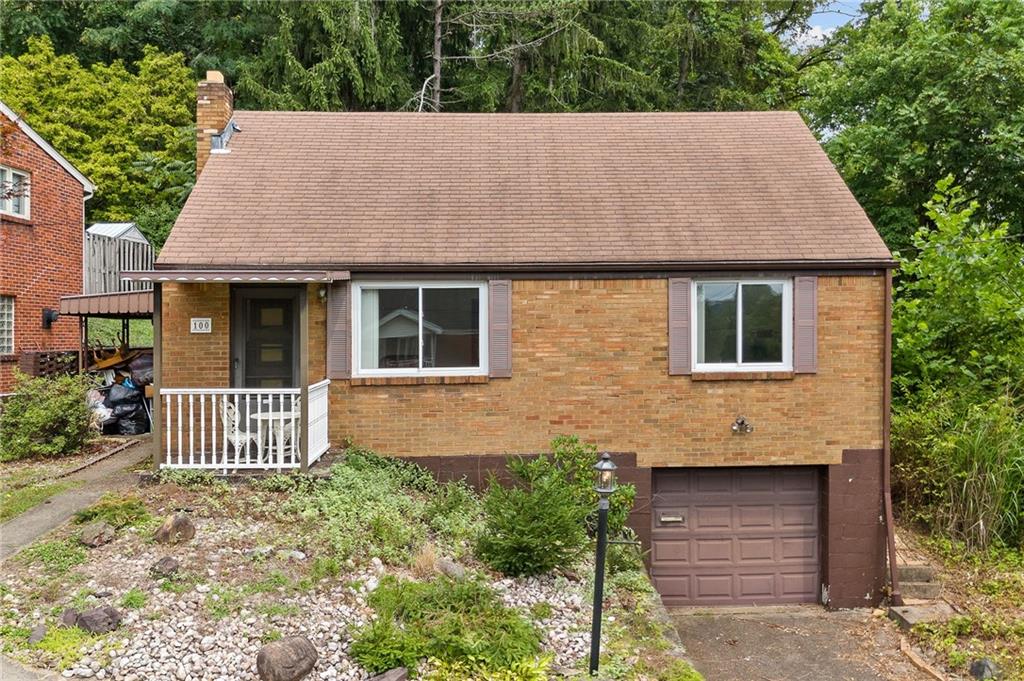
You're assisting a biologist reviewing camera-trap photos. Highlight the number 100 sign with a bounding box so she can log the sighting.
[190,317,212,334]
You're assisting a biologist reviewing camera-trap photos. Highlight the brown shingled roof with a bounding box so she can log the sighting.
[157,111,892,269]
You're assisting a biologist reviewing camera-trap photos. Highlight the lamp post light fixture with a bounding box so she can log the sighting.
[589,452,618,676]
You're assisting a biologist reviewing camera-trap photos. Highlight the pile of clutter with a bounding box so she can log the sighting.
[86,343,153,436]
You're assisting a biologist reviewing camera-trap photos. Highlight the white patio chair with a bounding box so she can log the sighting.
[220,398,263,463]
[268,396,301,464]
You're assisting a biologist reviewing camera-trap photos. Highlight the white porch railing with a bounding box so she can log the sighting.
[307,379,330,465]
[159,381,330,470]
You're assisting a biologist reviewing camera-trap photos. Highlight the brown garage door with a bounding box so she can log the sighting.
[651,467,821,606]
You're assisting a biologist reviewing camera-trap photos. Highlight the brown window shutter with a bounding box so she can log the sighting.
[488,280,512,378]
[668,277,692,375]
[326,280,351,379]
[793,276,818,373]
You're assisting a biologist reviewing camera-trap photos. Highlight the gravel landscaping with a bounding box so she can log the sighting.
[0,454,698,681]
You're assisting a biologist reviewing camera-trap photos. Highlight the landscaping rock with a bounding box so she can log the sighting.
[437,558,466,580]
[27,624,47,644]
[150,556,180,578]
[154,512,196,544]
[970,658,1001,680]
[80,521,116,548]
[368,668,408,681]
[255,636,318,681]
[59,608,79,627]
[76,606,123,634]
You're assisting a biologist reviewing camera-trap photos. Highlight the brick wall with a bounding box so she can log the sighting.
[332,276,884,468]
[161,283,326,388]
[196,73,233,177]
[0,116,85,392]
[822,449,887,608]
[158,275,884,468]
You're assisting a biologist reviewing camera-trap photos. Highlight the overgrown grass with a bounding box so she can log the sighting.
[277,449,482,565]
[350,576,541,675]
[18,539,87,575]
[74,493,150,528]
[1,480,76,522]
[893,394,1024,549]
[32,625,101,670]
[120,588,147,609]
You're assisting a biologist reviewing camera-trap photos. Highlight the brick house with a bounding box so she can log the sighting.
[0,101,95,393]
[131,73,898,609]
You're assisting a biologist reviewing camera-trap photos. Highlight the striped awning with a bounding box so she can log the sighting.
[121,269,348,283]
[59,291,153,318]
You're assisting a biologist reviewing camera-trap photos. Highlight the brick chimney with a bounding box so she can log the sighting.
[196,71,233,176]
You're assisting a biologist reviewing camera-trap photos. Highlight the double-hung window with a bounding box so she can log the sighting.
[693,279,792,371]
[0,165,30,218]
[0,296,14,355]
[352,282,488,377]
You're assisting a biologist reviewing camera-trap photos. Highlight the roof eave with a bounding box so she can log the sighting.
[0,100,96,197]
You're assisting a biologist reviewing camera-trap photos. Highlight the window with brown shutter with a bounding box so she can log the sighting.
[668,278,692,375]
[488,280,512,378]
[793,276,818,373]
[326,280,350,379]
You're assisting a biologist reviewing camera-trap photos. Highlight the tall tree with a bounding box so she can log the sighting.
[801,0,1024,251]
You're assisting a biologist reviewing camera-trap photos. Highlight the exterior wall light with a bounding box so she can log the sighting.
[731,415,754,434]
[589,452,618,676]
[41,308,59,329]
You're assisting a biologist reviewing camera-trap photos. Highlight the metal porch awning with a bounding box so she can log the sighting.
[121,269,349,283]
[59,291,154,319]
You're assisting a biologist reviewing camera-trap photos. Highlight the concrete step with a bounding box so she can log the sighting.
[900,580,942,600]
[889,601,957,631]
[898,564,936,583]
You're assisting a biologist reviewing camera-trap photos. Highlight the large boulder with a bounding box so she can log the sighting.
[76,606,123,634]
[27,625,47,645]
[80,521,116,547]
[154,512,196,544]
[436,558,465,580]
[256,636,318,681]
[59,609,79,628]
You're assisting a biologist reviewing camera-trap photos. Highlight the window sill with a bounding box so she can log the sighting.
[349,375,489,386]
[0,214,32,226]
[691,371,794,381]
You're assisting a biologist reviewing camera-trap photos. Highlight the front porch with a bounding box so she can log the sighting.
[158,380,330,471]
[130,269,344,473]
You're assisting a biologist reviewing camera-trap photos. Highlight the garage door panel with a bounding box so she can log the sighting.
[737,538,775,562]
[652,539,690,563]
[781,503,818,529]
[780,536,817,561]
[652,467,821,606]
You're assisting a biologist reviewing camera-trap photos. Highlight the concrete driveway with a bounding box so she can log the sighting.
[671,606,936,681]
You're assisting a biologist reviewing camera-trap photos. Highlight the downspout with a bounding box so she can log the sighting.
[883,268,902,605]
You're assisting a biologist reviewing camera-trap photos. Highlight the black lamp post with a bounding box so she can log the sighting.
[589,452,617,676]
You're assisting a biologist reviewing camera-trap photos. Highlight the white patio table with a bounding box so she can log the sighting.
[251,410,299,462]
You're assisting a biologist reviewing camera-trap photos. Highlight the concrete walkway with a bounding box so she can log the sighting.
[672,605,936,681]
[0,442,147,561]
[1,442,148,680]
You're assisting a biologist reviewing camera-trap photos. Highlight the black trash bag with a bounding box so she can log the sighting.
[129,354,154,386]
[102,417,121,436]
[107,383,142,406]
[117,411,149,435]
[112,403,141,418]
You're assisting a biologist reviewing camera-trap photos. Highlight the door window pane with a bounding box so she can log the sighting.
[697,283,738,363]
[423,288,480,368]
[741,283,784,363]
[361,288,419,369]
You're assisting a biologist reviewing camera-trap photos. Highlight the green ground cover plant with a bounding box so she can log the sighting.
[74,493,151,529]
[350,575,541,676]
[18,539,87,575]
[0,373,94,462]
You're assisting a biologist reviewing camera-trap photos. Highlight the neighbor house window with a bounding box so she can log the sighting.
[693,280,792,371]
[0,166,30,218]
[0,296,13,355]
[353,282,488,376]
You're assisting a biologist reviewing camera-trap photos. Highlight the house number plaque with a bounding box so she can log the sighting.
[190,317,212,334]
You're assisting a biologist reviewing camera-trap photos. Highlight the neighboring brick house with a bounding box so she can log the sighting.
[131,73,897,609]
[0,101,95,393]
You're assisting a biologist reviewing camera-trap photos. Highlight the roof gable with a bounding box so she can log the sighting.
[158,111,892,269]
[0,100,95,195]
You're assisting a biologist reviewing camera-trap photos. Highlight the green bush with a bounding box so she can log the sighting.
[475,436,637,577]
[0,372,94,461]
[476,456,591,577]
[423,655,552,681]
[893,393,1024,549]
[350,576,541,676]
